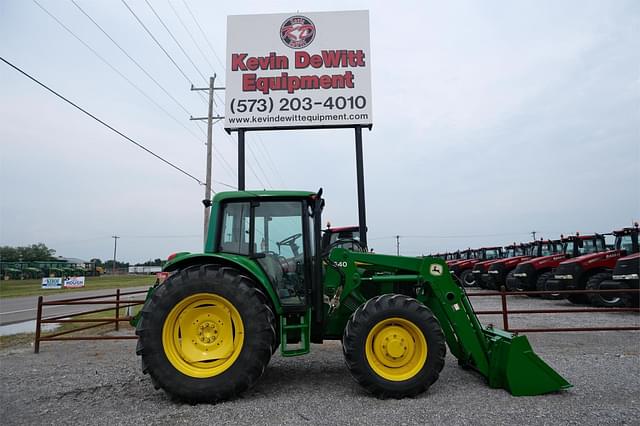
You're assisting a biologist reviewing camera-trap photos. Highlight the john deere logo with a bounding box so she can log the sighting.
[280,15,316,49]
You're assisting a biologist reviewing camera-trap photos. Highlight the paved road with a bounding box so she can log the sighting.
[0,286,151,325]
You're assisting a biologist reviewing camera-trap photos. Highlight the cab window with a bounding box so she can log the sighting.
[219,202,250,255]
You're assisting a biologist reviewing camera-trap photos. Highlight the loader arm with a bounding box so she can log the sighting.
[325,248,571,396]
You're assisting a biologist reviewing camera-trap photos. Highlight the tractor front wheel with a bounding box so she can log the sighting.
[136,264,275,403]
[586,272,624,307]
[460,269,476,287]
[342,294,446,398]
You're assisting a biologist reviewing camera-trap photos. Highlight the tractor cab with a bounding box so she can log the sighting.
[212,191,324,312]
[562,233,606,257]
[321,225,366,256]
[533,239,563,257]
[613,225,639,256]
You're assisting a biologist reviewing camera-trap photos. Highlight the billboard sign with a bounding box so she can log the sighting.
[225,10,372,130]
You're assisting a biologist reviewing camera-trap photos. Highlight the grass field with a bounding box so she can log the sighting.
[0,275,154,298]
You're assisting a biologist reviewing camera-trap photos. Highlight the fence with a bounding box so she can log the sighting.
[468,287,640,333]
[33,286,639,353]
[34,289,148,353]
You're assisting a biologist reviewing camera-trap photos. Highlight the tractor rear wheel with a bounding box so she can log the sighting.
[586,272,624,307]
[135,264,275,403]
[342,294,446,398]
[460,269,476,287]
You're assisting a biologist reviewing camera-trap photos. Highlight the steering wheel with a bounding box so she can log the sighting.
[278,233,302,246]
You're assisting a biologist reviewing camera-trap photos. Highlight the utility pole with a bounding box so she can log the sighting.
[531,231,537,240]
[190,75,225,243]
[396,235,400,256]
[111,235,120,275]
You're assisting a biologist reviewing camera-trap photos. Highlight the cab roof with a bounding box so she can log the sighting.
[213,190,316,203]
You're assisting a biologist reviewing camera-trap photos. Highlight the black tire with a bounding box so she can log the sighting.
[537,272,562,300]
[460,269,476,287]
[342,294,446,398]
[505,270,517,291]
[476,274,487,289]
[586,272,624,307]
[135,264,276,403]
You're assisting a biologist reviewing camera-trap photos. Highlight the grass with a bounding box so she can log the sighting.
[0,275,154,298]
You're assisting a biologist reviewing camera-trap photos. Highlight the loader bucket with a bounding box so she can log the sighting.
[484,328,572,396]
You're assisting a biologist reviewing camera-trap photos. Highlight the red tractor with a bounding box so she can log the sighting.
[601,251,639,307]
[546,226,639,307]
[449,247,502,287]
[512,234,605,296]
[320,225,366,256]
[486,243,536,290]
[473,244,527,289]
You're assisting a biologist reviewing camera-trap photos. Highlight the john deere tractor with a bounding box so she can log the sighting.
[135,190,570,403]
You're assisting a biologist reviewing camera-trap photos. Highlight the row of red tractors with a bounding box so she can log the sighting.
[438,225,639,308]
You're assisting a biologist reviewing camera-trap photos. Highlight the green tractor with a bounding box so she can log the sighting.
[135,190,570,403]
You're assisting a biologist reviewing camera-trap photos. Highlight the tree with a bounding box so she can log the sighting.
[135,258,164,266]
[0,243,56,262]
[90,258,103,266]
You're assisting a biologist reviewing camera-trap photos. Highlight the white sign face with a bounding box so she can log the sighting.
[225,11,372,130]
[63,276,85,288]
[42,277,62,289]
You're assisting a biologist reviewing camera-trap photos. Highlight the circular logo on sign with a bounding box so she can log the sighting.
[280,15,316,49]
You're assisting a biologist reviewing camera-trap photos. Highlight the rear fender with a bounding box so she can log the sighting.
[164,252,282,314]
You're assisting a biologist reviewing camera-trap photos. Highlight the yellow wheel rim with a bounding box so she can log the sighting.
[162,293,244,378]
[365,317,427,381]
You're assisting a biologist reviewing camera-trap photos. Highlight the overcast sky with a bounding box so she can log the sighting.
[1,0,638,263]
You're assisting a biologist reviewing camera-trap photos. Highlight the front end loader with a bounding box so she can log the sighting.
[134,190,570,403]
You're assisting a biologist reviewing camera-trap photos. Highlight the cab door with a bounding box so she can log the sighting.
[251,200,310,311]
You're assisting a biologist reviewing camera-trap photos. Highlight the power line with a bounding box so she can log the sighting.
[120,0,205,105]
[166,0,218,75]
[180,0,225,72]
[70,0,200,123]
[246,143,273,188]
[1,56,204,185]
[143,0,208,84]
[32,0,205,143]
[253,134,286,187]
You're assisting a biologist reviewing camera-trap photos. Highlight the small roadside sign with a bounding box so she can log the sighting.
[63,276,85,288]
[42,277,62,289]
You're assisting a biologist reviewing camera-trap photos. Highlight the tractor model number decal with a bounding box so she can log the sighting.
[335,261,348,268]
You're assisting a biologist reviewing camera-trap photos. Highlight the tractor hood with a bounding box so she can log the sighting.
[619,252,640,262]
[489,256,531,268]
[475,259,502,269]
[519,254,568,269]
[613,252,639,275]
[455,259,480,269]
[559,250,620,266]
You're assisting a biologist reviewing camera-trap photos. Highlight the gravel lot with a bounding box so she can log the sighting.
[1,294,639,425]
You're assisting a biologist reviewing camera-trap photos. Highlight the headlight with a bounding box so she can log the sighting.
[488,270,499,274]
[472,270,481,273]
[513,273,527,277]
[612,273,639,280]
[554,274,573,279]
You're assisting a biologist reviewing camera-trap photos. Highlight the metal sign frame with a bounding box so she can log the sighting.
[229,125,370,248]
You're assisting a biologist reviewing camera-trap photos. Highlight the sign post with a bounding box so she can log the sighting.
[225,10,373,244]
